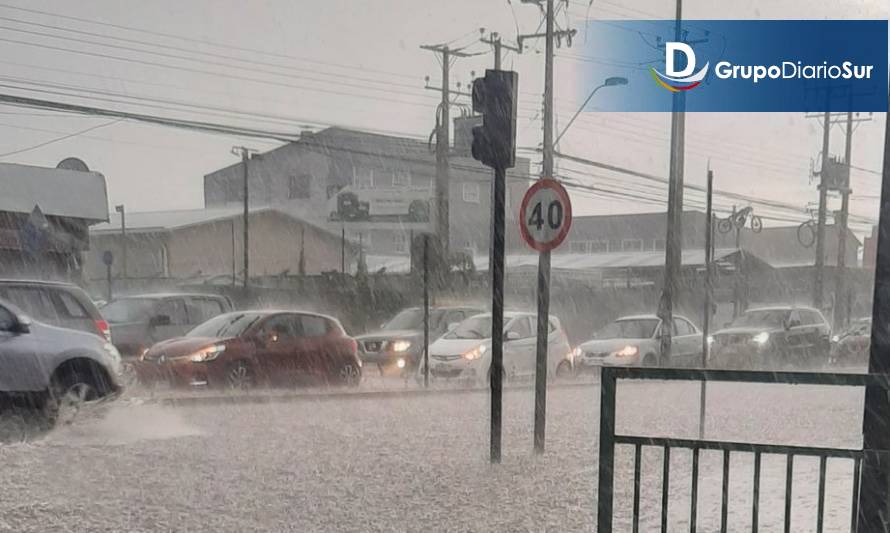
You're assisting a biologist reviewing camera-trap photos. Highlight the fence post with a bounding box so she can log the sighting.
[598,367,617,533]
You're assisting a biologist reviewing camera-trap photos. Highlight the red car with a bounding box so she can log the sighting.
[136,310,361,389]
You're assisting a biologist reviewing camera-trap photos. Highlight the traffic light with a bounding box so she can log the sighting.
[471,69,518,169]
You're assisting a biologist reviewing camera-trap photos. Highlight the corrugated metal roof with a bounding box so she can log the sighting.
[366,249,742,274]
[91,206,346,241]
[0,162,108,221]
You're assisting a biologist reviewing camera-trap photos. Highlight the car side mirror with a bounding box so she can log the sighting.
[149,314,171,328]
[505,331,521,341]
[14,314,31,334]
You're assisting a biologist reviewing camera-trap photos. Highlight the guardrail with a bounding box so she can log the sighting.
[596,367,890,533]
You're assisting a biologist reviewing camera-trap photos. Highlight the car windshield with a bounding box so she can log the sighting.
[448,315,492,340]
[100,298,156,323]
[598,319,659,339]
[383,308,445,331]
[731,310,789,328]
[187,312,263,339]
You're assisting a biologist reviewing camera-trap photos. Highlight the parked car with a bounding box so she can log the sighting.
[830,317,871,367]
[573,314,702,370]
[418,311,573,385]
[709,306,831,369]
[0,299,122,424]
[357,306,484,375]
[135,310,361,389]
[0,279,111,341]
[101,293,233,357]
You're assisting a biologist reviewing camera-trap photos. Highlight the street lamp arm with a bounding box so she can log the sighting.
[554,83,606,147]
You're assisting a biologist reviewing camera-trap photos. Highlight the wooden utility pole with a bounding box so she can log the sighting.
[420,44,474,256]
[518,0,576,456]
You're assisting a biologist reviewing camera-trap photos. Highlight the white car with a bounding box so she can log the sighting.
[419,312,573,385]
[573,314,702,370]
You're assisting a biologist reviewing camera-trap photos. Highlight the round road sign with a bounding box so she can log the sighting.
[519,178,572,252]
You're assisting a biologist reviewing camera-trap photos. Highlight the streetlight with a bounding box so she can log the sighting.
[554,76,628,147]
[114,204,126,279]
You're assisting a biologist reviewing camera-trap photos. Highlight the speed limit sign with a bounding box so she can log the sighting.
[519,178,572,252]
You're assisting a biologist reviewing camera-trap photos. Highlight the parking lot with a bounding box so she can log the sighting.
[0,378,866,532]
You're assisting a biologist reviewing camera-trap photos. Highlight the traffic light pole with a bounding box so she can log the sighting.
[490,163,507,464]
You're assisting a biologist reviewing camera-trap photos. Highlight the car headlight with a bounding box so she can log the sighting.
[189,344,226,362]
[572,347,583,359]
[706,335,714,346]
[612,345,639,358]
[396,358,406,369]
[391,340,412,352]
[462,345,487,361]
[752,332,770,345]
[103,342,121,360]
[831,334,840,343]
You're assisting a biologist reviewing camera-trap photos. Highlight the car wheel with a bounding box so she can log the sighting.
[642,354,658,367]
[555,360,573,379]
[226,361,255,390]
[338,363,362,387]
[48,378,99,426]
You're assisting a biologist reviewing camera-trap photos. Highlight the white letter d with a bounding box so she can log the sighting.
[666,42,695,78]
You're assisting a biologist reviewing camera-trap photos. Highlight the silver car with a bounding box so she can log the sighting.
[573,314,703,370]
[0,299,123,423]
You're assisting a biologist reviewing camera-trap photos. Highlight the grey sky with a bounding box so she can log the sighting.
[0,0,885,237]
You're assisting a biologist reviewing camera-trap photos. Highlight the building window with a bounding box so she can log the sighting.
[392,169,411,187]
[622,239,644,252]
[288,174,312,199]
[394,233,408,253]
[353,166,374,189]
[462,182,480,203]
[653,239,666,251]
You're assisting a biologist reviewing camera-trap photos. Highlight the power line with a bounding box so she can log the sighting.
[0,118,120,157]
[0,36,440,110]
[0,2,421,82]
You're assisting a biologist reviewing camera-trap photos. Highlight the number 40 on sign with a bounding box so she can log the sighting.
[519,178,573,252]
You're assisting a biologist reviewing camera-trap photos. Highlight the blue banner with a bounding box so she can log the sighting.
[580,20,887,112]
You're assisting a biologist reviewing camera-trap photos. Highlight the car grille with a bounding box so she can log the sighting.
[432,354,461,361]
[585,351,609,359]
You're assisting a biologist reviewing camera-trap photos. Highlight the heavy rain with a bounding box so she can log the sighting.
[0,1,888,532]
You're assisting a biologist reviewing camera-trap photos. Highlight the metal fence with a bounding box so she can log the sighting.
[596,367,890,533]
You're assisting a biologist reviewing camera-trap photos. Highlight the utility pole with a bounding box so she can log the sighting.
[518,0,576,456]
[699,166,713,441]
[658,0,703,363]
[232,146,257,292]
[834,107,853,329]
[114,204,127,279]
[833,94,871,328]
[814,104,831,311]
[420,44,474,257]
[481,31,520,71]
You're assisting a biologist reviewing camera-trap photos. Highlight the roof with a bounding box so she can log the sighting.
[91,206,346,242]
[0,162,108,221]
[111,292,229,301]
[366,248,744,274]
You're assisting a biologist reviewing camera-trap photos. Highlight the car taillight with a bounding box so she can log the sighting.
[347,338,358,354]
[95,319,111,342]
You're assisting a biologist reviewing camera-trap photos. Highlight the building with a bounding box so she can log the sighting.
[562,210,860,268]
[202,125,532,258]
[86,207,357,283]
[0,162,108,279]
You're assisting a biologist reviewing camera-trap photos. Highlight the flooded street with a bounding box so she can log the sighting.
[0,381,865,532]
